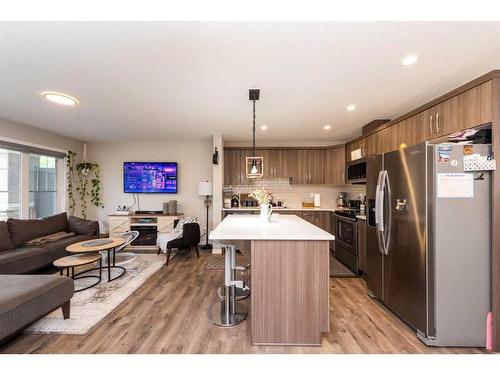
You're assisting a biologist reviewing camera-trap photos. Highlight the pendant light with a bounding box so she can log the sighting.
[246,89,263,178]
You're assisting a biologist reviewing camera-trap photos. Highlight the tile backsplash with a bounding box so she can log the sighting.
[226,179,366,208]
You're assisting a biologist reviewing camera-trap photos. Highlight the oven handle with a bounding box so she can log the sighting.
[334,214,357,223]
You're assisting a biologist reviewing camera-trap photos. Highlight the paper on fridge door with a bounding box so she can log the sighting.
[437,173,474,198]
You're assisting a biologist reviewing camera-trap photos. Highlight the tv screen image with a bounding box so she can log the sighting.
[123,162,178,193]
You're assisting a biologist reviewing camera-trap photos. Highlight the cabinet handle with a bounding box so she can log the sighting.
[429,115,434,135]
[436,113,440,133]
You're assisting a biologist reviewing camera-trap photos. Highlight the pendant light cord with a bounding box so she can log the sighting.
[252,99,256,157]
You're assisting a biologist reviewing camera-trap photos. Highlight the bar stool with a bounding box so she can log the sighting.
[216,248,250,301]
[207,243,248,327]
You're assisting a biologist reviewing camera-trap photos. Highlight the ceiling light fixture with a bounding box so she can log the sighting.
[42,91,78,106]
[246,89,263,178]
[260,125,268,130]
[401,54,418,66]
[323,125,331,130]
[346,104,356,112]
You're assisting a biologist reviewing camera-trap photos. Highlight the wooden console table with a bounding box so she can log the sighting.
[108,213,184,251]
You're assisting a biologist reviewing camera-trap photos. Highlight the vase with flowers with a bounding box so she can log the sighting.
[250,188,273,222]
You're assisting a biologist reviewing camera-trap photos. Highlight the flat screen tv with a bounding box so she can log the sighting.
[123,162,178,193]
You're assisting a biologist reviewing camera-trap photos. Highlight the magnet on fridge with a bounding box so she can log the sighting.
[450,159,458,167]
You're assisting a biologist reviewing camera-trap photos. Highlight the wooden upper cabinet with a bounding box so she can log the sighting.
[346,138,367,162]
[223,149,240,186]
[291,149,325,185]
[365,132,377,157]
[446,80,493,134]
[269,149,293,179]
[324,146,345,185]
[344,78,494,160]
[417,80,493,140]
[309,150,326,184]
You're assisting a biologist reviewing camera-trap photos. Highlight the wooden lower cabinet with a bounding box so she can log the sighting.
[282,210,331,233]
[357,219,366,275]
[251,239,329,345]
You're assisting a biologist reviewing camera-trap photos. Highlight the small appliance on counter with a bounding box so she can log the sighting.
[224,198,231,209]
[231,194,240,208]
[337,192,347,207]
[240,193,258,207]
[314,193,321,207]
[347,199,361,209]
[360,195,366,213]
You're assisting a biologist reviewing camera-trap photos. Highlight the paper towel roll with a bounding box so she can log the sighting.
[314,193,321,207]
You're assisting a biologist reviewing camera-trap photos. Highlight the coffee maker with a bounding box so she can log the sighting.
[231,194,240,208]
[337,192,347,207]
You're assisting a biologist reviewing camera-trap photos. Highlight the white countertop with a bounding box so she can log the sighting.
[209,214,335,241]
[221,207,339,212]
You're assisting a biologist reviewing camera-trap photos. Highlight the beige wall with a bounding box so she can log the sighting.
[87,141,213,234]
[0,117,83,155]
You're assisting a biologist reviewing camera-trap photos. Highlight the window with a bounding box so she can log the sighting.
[29,154,57,219]
[0,149,21,220]
[0,145,64,221]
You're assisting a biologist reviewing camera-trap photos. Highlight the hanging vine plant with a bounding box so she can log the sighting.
[66,151,76,215]
[66,150,104,219]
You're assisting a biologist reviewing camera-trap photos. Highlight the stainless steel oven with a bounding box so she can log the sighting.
[334,212,359,273]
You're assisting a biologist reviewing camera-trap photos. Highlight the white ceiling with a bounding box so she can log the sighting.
[1,22,500,143]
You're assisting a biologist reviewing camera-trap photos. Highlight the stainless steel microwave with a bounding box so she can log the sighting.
[345,158,367,184]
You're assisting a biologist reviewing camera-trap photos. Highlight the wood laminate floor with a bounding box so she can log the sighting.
[0,252,484,354]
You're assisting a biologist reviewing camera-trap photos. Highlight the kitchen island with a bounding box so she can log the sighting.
[209,214,334,346]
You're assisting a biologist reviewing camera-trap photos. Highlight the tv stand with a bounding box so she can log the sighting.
[108,212,184,251]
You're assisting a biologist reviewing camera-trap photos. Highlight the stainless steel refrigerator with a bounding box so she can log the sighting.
[366,142,491,347]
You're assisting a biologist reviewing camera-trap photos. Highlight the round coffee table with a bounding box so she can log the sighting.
[54,253,103,292]
[66,238,126,282]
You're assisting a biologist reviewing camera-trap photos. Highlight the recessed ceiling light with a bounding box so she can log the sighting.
[401,54,418,66]
[346,104,356,112]
[260,125,268,130]
[323,125,331,130]
[42,91,79,106]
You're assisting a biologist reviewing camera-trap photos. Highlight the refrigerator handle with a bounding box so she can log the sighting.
[375,171,386,255]
[383,170,392,255]
[375,171,384,227]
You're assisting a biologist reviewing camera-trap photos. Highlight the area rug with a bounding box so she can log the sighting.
[330,254,359,278]
[206,254,249,269]
[25,254,164,335]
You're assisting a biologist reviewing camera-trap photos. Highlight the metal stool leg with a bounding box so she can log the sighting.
[217,250,250,301]
[208,245,248,327]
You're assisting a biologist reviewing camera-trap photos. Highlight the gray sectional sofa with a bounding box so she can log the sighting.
[0,212,99,344]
